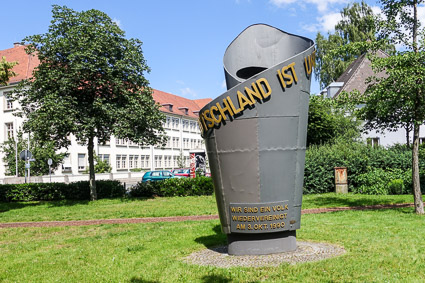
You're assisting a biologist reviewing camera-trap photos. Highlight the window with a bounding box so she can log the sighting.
[173,118,180,130]
[420,138,425,144]
[62,155,72,172]
[98,154,110,164]
[166,116,172,129]
[151,171,161,177]
[129,155,134,169]
[128,155,139,169]
[183,138,189,149]
[165,155,172,168]
[190,121,197,132]
[155,155,163,168]
[4,92,13,110]
[172,137,180,148]
[78,154,86,170]
[116,154,127,169]
[128,140,138,147]
[133,155,139,168]
[116,138,127,146]
[141,155,150,168]
[367,137,380,147]
[183,120,189,131]
[165,136,172,148]
[5,122,13,140]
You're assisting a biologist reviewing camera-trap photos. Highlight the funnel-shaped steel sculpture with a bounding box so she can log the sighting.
[199,24,315,255]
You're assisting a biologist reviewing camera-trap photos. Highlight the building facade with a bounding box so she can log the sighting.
[320,51,425,147]
[0,43,211,179]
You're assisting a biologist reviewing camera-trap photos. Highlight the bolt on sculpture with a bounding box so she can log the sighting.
[199,24,315,255]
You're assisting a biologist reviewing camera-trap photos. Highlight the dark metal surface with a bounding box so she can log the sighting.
[200,24,314,255]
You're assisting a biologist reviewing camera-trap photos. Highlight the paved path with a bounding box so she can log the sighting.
[0,203,414,229]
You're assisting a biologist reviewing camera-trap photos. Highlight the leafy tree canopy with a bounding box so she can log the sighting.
[0,56,18,86]
[1,131,66,177]
[307,94,361,146]
[13,5,166,199]
[353,0,425,214]
[314,1,394,89]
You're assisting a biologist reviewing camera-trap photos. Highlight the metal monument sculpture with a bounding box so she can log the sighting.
[199,24,315,255]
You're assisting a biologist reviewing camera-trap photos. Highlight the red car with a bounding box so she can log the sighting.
[172,168,190,178]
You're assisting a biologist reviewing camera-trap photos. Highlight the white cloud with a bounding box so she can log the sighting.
[270,0,348,13]
[180,87,198,98]
[112,18,121,28]
[418,5,425,28]
[302,12,341,33]
[221,80,227,89]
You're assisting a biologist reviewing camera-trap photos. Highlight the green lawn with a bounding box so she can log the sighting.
[0,193,415,223]
[1,206,424,282]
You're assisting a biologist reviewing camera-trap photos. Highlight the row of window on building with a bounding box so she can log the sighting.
[73,153,191,171]
[164,116,200,133]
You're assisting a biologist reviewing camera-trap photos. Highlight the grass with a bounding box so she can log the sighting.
[1,206,425,282]
[0,193,415,223]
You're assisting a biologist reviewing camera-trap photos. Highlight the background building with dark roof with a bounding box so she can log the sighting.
[320,50,424,147]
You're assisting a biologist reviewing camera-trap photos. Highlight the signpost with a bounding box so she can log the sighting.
[48,158,53,182]
[200,24,314,255]
[20,150,34,183]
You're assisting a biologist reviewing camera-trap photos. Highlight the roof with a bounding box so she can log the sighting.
[0,43,212,119]
[333,50,388,97]
[0,43,40,84]
[152,89,212,118]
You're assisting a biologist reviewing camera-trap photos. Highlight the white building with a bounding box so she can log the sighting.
[0,43,211,180]
[321,51,425,147]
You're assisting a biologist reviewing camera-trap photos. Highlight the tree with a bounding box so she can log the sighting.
[307,94,361,146]
[84,154,112,174]
[1,131,66,176]
[355,0,425,214]
[314,1,390,89]
[0,56,18,86]
[13,5,166,200]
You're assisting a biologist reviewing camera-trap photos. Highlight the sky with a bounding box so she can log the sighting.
[0,0,399,100]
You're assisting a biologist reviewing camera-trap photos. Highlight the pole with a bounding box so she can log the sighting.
[15,119,18,177]
[27,133,30,183]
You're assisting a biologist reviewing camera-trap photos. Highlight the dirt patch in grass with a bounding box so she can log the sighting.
[0,203,413,229]
[184,241,346,267]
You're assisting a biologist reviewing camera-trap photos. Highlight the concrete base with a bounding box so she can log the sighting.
[336,184,348,194]
[227,231,296,255]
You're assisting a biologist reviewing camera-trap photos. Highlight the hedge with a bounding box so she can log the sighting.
[129,177,213,198]
[304,141,425,195]
[0,180,126,202]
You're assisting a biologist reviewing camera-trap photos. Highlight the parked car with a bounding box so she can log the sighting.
[172,168,190,178]
[142,170,175,183]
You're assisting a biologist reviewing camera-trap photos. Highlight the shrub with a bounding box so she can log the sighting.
[129,177,213,198]
[352,168,407,195]
[0,180,125,202]
[304,140,415,195]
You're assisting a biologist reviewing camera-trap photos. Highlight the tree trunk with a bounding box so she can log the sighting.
[405,126,410,147]
[88,136,97,201]
[412,123,424,214]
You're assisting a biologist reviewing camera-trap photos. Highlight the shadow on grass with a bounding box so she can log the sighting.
[201,275,232,283]
[306,195,409,208]
[0,201,42,214]
[129,277,159,283]
[195,224,227,249]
